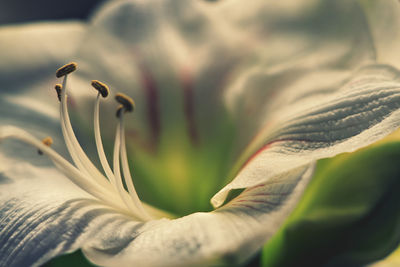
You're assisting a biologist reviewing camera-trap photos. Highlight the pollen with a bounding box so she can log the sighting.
[38,136,53,155]
[54,84,62,102]
[115,93,135,112]
[91,80,110,97]
[42,136,53,146]
[56,62,77,78]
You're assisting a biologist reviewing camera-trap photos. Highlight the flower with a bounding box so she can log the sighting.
[1,0,400,266]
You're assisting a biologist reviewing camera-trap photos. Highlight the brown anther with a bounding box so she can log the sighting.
[91,80,109,97]
[54,84,62,102]
[116,104,124,118]
[115,93,135,112]
[56,62,77,78]
[38,136,53,155]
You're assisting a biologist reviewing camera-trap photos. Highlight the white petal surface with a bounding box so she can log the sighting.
[0,150,313,266]
[0,21,86,91]
[360,0,400,69]
[0,155,139,267]
[213,64,400,206]
[84,165,314,267]
[222,0,376,156]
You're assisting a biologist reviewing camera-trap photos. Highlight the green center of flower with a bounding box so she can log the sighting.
[68,65,236,216]
[127,121,235,216]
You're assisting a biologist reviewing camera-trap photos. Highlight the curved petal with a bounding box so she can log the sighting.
[213,64,400,207]
[0,148,313,266]
[0,156,136,267]
[0,153,147,267]
[83,165,314,267]
[222,0,376,157]
[360,0,400,69]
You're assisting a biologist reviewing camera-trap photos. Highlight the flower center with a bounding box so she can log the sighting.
[0,63,162,221]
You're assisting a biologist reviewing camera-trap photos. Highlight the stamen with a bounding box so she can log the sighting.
[119,112,152,219]
[59,73,110,188]
[112,92,151,219]
[0,62,163,220]
[54,84,62,102]
[116,104,124,118]
[113,121,145,218]
[0,126,126,213]
[38,136,53,155]
[56,62,77,78]
[91,80,109,98]
[115,93,135,112]
[94,92,117,186]
[57,72,149,219]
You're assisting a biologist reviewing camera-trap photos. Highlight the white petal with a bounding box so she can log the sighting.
[213,64,400,207]
[360,0,400,69]
[0,149,313,266]
[0,156,141,267]
[83,165,314,267]
[0,21,86,89]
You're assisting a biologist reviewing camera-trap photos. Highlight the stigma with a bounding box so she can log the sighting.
[0,63,152,221]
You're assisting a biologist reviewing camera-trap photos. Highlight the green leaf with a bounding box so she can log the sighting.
[262,133,400,266]
[42,250,97,267]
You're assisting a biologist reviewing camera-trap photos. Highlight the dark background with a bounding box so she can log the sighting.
[0,0,105,25]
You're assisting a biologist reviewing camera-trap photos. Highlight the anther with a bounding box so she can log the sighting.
[56,62,77,78]
[115,93,135,112]
[54,84,62,102]
[38,136,53,155]
[91,80,109,97]
[116,105,124,118]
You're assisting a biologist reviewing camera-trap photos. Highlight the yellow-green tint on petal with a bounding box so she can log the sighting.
[262,128,400,266]
[127,119,235,216]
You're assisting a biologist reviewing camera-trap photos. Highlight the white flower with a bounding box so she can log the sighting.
[1,0,400,266]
